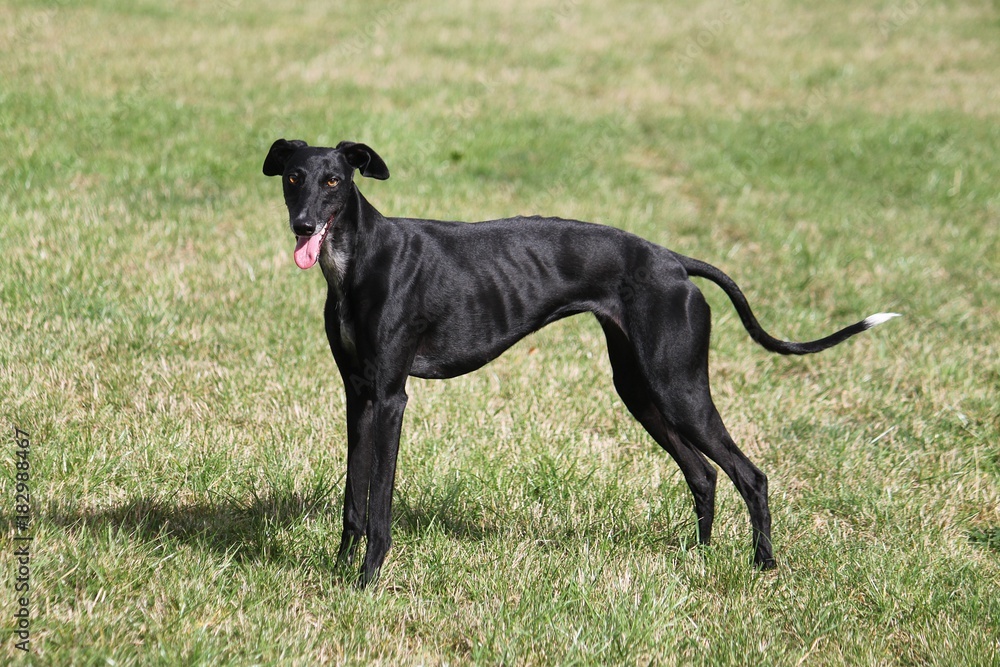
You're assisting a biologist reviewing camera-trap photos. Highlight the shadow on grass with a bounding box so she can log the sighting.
[32,475,507,569]
[30,473,692,573]
[392,481,501,543]
[394,473,695,554]
[38,478,343,568]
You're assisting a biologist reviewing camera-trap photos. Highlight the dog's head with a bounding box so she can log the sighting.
[262,139,389,270]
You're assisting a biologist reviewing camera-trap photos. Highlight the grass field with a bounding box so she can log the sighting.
[2,0,999,664]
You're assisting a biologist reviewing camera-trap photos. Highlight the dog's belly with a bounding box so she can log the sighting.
[409,350,503,380]
[408,336,543,380]
[407,303,596,380]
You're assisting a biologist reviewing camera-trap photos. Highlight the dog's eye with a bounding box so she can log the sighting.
[327,178,340,188]
[288,176,298,185]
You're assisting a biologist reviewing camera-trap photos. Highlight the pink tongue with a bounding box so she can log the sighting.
[293,234,322,270]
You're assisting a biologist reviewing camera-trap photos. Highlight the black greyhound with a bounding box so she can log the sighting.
[263,138,898,587]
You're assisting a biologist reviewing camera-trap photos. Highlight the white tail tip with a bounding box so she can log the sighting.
[863,312,902,328]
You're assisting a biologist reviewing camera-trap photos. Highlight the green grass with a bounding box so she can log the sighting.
[2,0,999,664]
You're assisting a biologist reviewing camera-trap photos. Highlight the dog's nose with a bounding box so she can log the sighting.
[291,218,316,237]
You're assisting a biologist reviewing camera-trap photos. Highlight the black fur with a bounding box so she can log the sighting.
[263,138,894,587]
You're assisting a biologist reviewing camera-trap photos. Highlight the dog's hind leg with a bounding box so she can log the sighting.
[670,397,774,569]
[625,284,776,569]
[600,318,718,547]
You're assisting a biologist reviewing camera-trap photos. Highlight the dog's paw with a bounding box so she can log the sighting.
[755,556,777,571]
[355,566,381,590]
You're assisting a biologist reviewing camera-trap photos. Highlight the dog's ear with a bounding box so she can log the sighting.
[262,139,308,177]
[336,141,390,180]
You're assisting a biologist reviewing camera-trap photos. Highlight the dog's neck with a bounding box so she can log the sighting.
[319,230,352,293]
[320,185,378,357]
[319,184,368,293]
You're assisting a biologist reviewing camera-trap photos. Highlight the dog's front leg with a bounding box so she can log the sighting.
[338,391,374,566]
[357,388,408,588]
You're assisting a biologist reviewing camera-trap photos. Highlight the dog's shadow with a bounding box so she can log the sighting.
[37,474,692,572]
[37,476,504,570]
[41,479,346,569]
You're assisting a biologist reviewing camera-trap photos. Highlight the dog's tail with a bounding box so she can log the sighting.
[675,254,899,355]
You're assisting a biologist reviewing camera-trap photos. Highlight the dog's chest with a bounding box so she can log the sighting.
[320,248,357,355]
[335,305,357,355]
[329,289,357,356]
[325,296,356,359]
[319,238,349,283]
